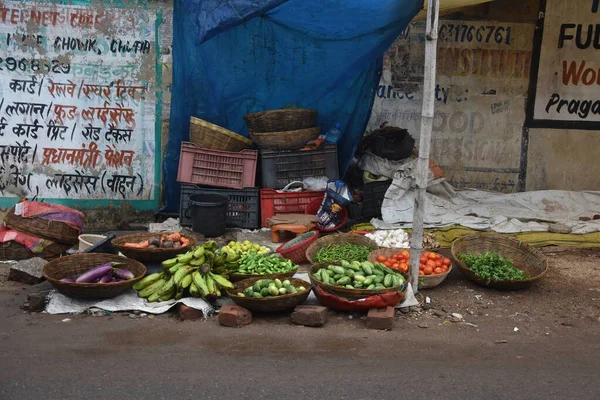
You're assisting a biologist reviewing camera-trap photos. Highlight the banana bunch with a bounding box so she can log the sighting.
[132,240,235,302]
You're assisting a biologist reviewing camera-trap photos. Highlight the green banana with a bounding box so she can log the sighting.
[158,276,175,296]
[177,252,193,264]
[190,255,205,266]
[132,273,162,291]
[193,246,205,259]
[209,272,234,289]
[138,278,166,298]
[174,290,183,300]
[158,286,176,301]
[213,252,226,267]
[214,286,221,297]
[192,271,209,296]
[189,282,200,298]
[203,240,218,251]
[147,292,161,302]
[205,274,215,295]
[161,257,178,268]
[181,274,193,289]
[174,265,194,286]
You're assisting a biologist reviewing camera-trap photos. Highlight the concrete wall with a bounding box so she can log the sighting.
[369,0,600,192]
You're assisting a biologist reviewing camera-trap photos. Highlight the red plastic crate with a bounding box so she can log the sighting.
[177,142,257,189]
[260,189,325,228]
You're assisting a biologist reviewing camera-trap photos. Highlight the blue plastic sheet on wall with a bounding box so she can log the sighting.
[164,0,423,211]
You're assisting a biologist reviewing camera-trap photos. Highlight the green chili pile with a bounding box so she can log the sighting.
[313,243,372,264]
[457,251,530,283]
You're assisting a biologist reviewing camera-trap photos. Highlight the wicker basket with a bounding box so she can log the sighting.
[309,264,405,300]
[367,248,452,289]
[276,231,319,264]
[43,253,147,299]
[226,277,311,312]
[0,240,72,261]
[4,208,80,245]
[451,233,548,290]
[250,127,320,151]
[112,232,197,263]
[229,268,298,283]
[190,117,253,152]
[305,233,378,265]
[244,109,318,132]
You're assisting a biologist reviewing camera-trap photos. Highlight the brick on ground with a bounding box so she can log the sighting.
[366,307,395,330]
[177,304,204,321]
[218,305,252,327]
[291,305,328,327]
[8,258,47,285]
[27,291,51,312]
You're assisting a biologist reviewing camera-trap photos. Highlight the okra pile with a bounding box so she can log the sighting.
[312,261,405,290]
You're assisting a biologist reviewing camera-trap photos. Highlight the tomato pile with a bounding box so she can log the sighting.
[376,250,451,276]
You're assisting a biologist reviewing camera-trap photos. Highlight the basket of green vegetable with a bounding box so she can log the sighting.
[227,277,311,312]
[229,253,298,282]
[306,233,378,265]
[309,261,406,300]
[451,233,548,290]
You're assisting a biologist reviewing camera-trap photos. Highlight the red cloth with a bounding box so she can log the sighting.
[0,226,53,255]
[313,285,405,312]
[17,201,84,233]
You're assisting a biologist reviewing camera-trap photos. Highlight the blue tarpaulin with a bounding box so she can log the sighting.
[164,0,423,211]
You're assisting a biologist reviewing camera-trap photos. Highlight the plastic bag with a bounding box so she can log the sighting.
[303,176,328,191]
[315,180,352,229]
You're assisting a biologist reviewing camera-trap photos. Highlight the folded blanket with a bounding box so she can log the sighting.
[267,214,319,227]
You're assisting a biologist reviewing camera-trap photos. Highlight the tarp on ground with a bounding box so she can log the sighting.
[164,0,424,211]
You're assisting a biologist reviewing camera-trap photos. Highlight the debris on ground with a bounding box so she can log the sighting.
[8,258,47,285]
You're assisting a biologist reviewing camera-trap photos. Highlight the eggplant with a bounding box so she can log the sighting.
[76,263,112,283]
[113,268,134,280]
[60,278,76,283]
[98,273,112,283]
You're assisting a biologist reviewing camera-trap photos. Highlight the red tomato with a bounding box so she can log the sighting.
[377,255,387,262]
[420,256,428,264]
[392,263,400,269]
[419,264,425,271]
[401,265,409,273]
[428,253,437,260]
[400,250,410,258]
[423,266,433,275]
[442,258,451,266]
[419,270,425,276]
[441,266,449,272]
[426,260,436,268]
[384,261,392,268]
[436,253,442,260]
[434,267,443,275]
[435,260,443,267]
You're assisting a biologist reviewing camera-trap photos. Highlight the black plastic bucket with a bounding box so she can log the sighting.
[188,193,229,237]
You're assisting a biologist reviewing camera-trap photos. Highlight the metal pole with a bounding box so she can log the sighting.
[409,0,440,294]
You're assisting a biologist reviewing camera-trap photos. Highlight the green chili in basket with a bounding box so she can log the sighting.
[313,243,372,264]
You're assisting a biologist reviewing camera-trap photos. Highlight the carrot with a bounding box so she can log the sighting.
[167,232,181,242]
[180,237,190,247]
[124,240,149,249]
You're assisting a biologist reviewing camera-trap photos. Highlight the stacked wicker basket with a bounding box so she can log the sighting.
[244,109,319,151]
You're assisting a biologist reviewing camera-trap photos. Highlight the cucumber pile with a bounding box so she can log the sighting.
[312,261,405,290]
[237,279,307,298]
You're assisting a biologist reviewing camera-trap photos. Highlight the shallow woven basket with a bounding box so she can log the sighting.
[309,264,406,300]
[112,232,197,263]
[244,109,318,132]
[226,277,311,312]
[250,127,320,151]
[0,240,72,261]
[305,233,378,265]
[367,248,452,289]
[4,208,80,245]
[229,268,298,283]
[276,231,319,264]
[451,233,548,290]
[43,253,147,299]
[190,116,253,152]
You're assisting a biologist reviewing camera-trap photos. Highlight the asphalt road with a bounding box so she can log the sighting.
[1,299,598,400]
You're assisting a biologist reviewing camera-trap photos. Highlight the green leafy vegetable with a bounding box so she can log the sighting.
[457,252,529,283]
[313,243,372,264]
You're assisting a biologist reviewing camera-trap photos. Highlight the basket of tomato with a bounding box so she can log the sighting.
[368,249,452,289]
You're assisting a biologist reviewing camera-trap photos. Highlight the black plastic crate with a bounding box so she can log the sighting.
[259,144,339,189]
[347,180,392,219]
[180,185,260,229]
